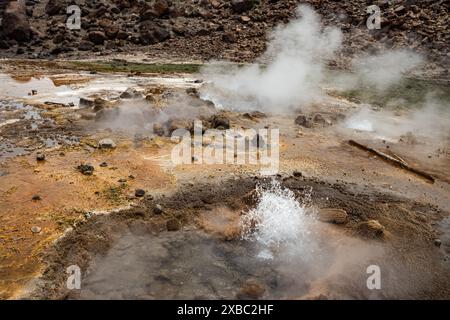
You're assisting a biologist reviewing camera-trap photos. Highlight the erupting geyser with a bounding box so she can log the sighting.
[241,180,316,260]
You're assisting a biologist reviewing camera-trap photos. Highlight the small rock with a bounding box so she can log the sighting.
[99,162,108,167]
[317,208,348,224]
[358,220,385,238]
[77,164,94,176]
[166,218,181,231]
[98,139,116,149]
[120,88,142,99]
[32,195,42,201]
[135,189,146,197]
[312,113,328,125]
[434,239,442,247]
[79,97,95,108]
[88,31,107,45]
[31,226,41,233]
[293,171,302,178]
[237,279,265,299]
[295,114,312,128]
[36,153,46,161]
[210,114,230,130]
[186,87,199,98]
[231,0,255,13]
[154,204,163,215]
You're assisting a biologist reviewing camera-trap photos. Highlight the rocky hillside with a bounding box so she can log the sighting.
[0,0,448,69]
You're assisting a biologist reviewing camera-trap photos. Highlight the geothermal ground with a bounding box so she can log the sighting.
[0,57,448,300]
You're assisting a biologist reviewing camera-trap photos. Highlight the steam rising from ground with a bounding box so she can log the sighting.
[241,180,316,259]
[352,50,423,91]
[200,6,342,112]
[334,50,424,92]
[95,92,214,135]
[199,5,426,115]
[345,97,450,146]
[240,180,386,298]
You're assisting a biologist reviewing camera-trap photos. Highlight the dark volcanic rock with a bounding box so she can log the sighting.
[153,0,169,17]
[295,115,311,128]
[135,189,146,197]
[77,164,95,176]
[231,0,255,13]
[139,21,170,45]
[78,40,94,51]
[209,114,230,130]
[45,0,66,16]
[2,0,32,42]
[88,31,107,45]
[0,0,448,72]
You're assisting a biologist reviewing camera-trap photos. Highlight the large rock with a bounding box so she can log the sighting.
[140,0,169,20]
[153,0,169,17]
[1,0,32,42]
[45,0,66,16]
[88,31,107,45]
[231,0,255,13]
[139,21,170,44]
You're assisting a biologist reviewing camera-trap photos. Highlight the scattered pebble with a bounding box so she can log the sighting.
[77,164,94,176]
[31,226,41,234]
[434,239,442,247]
[32,195,42,201]
[358,220,385,238]
[98,138,117,149]
[293,171,302,178]
[154,204,163,215]
[36,153,46,161]
[135,189,146,197]
[99,162,108,167]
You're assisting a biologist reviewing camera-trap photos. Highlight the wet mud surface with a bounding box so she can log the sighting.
[30,177,450,300]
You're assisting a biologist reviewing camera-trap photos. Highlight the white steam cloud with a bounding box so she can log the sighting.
[200,6,342,113]
[353,50,423,91]
[334,50,424,91]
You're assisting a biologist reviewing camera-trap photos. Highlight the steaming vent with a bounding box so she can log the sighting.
[241,180,316,260]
